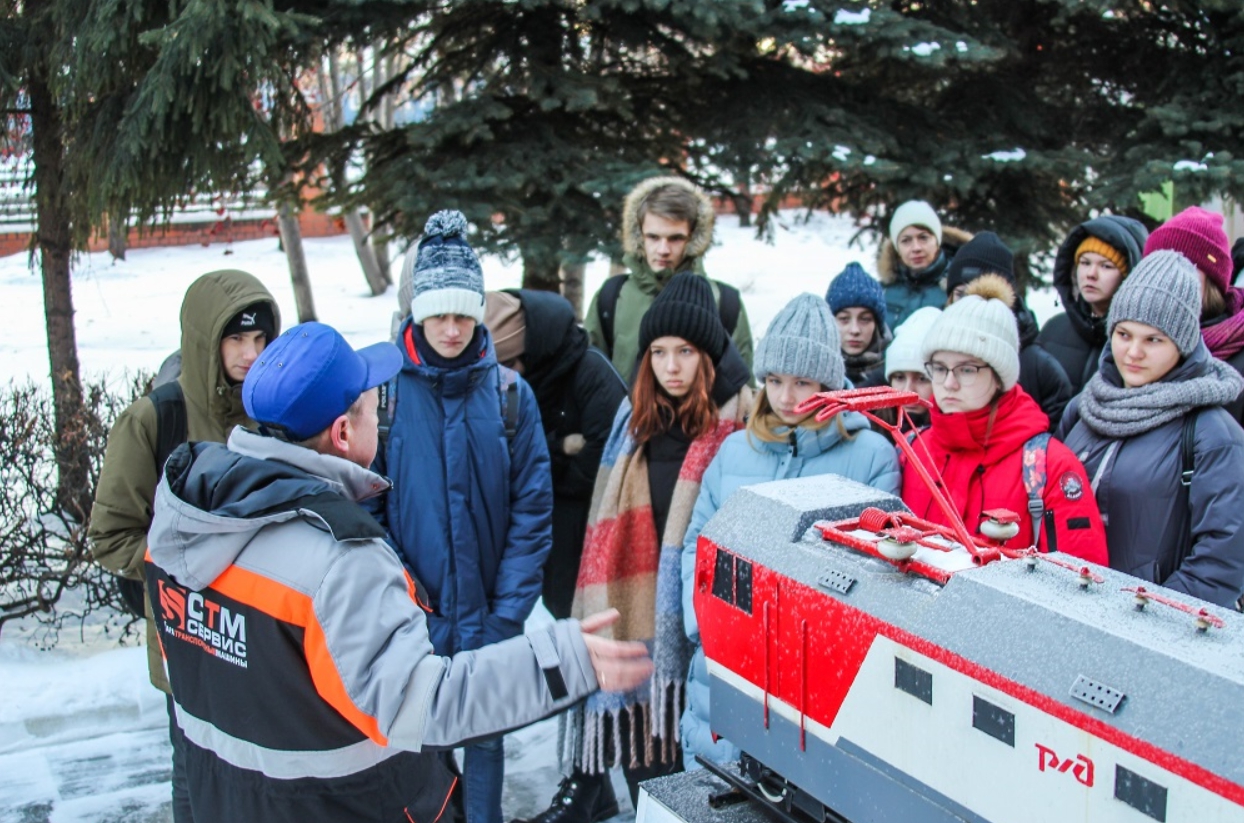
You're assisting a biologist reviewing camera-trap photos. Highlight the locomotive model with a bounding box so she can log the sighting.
[691,388,1244,823]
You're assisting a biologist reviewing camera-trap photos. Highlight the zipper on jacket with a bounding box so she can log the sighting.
[789,430,799,458]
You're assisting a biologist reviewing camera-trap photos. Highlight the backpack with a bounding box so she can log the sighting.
[596,273,741,357]
[115,379,187,618]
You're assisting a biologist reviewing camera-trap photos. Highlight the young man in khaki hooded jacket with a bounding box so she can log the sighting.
[585,176,753,381]
[89,269,280,822]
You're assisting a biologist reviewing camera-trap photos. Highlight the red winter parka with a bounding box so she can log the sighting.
[902,386,1108,565]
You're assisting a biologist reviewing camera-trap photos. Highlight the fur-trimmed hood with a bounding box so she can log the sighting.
[621,176,715,262]
[876,225,974,286]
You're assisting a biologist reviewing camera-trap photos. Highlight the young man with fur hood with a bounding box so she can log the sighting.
[877,199,974,328]
[585,176,753,380]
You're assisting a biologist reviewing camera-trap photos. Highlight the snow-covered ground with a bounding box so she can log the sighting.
[0,211,1061,822]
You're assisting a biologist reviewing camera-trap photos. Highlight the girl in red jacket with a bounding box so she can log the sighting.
[902,275,1108,564]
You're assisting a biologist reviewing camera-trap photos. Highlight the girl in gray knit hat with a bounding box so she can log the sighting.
[1058,250,1244,609]
[676,293,901,771]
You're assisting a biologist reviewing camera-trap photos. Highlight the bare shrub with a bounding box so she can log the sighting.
[0,374,150,647]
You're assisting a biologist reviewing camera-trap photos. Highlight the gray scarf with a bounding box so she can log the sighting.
[1078,347,1244,438]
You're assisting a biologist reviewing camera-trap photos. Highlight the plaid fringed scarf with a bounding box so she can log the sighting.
[565,389,750,774]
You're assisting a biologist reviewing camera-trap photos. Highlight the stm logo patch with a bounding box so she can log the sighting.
[158,580,248,668]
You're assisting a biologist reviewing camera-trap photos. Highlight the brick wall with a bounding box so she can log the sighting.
[0,208,349,259]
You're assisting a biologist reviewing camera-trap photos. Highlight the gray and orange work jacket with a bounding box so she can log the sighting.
[146,428,599,823]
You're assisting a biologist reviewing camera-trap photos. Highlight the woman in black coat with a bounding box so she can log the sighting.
[1039,215,1149,395]
[486,289,629,619]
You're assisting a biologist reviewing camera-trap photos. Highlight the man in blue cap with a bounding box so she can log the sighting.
[144,321,651,823]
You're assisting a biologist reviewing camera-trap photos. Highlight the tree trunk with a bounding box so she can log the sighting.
[372,231,392,285]
[29,67,91,519]
[278,203,317,322]
[561,261,586,320]
[320,55,387,295]
[344,210,387,295]
[521,246,562,292]
[107,212,127,261]
[732,191,753,228]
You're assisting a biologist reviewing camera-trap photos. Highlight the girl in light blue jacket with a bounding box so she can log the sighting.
[679,293,901,768]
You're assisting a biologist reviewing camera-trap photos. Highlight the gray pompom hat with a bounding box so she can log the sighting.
[754,293,845,390]
[1107,250,1202,356]
[402,210,486,324]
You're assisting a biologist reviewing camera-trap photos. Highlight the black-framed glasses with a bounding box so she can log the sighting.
[924,361,988,387]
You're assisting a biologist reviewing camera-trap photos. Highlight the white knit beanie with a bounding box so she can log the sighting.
[889,200,944,247]
[920,274,1020,390]
[885,306,942,379]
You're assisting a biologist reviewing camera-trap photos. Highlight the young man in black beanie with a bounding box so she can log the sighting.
[944,232,1073,429]
[218,302,276,383]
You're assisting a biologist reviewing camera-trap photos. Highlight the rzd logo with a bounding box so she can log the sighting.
[1035,744,1094,787]
[158,580,248,668]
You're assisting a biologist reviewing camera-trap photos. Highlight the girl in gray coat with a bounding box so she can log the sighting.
[1058,251,1244,609]
[679,294,901,768]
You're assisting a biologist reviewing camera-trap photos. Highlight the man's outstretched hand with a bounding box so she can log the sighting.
[580,609,652,693]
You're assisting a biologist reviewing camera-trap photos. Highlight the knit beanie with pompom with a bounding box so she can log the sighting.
[921,274,1021,390]
[403,210,486,323]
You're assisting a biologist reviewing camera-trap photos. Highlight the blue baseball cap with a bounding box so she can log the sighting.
[243,322,402,441]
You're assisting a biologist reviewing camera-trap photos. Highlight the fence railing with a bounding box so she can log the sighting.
[1,158,271,233]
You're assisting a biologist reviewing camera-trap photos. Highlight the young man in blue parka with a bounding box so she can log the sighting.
[375,210,554,823]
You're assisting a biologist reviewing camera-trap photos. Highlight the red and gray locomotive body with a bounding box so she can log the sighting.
[693,474,1244,823]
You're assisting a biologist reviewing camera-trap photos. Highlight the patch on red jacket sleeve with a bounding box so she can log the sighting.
[1059,471,1084,501]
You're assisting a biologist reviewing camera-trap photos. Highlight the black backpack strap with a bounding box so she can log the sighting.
[1173,411,1199,574]
[149,381,187,478]
[377,378,395,447]
[504,380,519,441]
[715,281,741,335]
[596,274,629,358]
[118,380,186,619]
[1180,411,1198,488]
[497,365,521,456]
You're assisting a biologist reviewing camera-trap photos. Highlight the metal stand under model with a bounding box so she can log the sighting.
[634,760,850,823]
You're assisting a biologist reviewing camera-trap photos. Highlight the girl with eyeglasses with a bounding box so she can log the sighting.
[900,276,1107,564]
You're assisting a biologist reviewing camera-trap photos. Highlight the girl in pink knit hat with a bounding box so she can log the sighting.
[1144,205,1244,425]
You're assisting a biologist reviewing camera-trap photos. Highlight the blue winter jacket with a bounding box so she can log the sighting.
[375,320,553,656]
[679,412,901,766]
